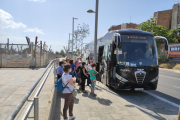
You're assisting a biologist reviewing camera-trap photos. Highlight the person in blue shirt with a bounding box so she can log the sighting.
[56,61,64,79]
[69,60,76,77]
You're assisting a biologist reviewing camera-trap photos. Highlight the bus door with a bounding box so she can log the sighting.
[97,46,104,82]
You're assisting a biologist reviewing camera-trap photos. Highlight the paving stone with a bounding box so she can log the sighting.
[0,106,15,119]
[0,94,24,106]
[53,82,154,120]
[0,68,45,120]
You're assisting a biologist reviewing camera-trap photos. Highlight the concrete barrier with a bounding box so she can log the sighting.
[48,88,57,120]
[178,106,180,120]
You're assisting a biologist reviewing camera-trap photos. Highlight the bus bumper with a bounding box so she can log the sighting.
[115,78,158,90]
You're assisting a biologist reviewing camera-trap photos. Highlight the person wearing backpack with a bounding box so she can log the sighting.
[62,64,76,120]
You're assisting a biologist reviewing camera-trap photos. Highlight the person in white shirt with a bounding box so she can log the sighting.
[86,60,93,86]
[62,64,76,120]
[87,60,93,71]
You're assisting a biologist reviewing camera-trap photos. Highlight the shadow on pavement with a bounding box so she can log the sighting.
[95,85,179,120]
[80,89,112,106]
[149,90,180,105]
[74,97,79,104]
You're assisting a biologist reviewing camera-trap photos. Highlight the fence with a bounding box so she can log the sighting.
[0,43,57,68]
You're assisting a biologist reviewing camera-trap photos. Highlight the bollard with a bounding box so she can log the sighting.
[34,97,39,120]
[178,106,180,120]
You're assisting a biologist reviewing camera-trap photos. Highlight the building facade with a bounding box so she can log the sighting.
[171,4,180,29]
[153,9,172,29]
[153,3,180,30]
[108,23,137,31]
[153,4,180,41]
[108,25,121,31]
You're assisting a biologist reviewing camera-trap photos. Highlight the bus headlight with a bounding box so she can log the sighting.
[116,73,128,82]
[150,76,159,83]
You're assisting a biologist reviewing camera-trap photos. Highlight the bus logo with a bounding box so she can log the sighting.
[137,69,144,71]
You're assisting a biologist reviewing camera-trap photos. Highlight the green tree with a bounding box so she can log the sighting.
[55,51,59,55]
[59,50,65,57]
[137,18,179,45]
[22,48,30,53]
[74,23,90,40]
[167,29,179,43]
[74,23,90,57]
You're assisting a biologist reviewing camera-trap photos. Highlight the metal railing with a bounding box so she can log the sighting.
[6,59,56,120]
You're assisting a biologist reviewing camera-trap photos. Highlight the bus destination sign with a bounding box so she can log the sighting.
[127,36,147,40]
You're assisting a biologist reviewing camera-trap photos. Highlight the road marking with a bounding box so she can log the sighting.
[159,75,180,81]
[160,71,180,76]
[174,86,180,89]
[143,90,179,108]
[159,68,180,73]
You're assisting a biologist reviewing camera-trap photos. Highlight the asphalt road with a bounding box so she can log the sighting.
[110,68,180,120]
[151,68,180,105]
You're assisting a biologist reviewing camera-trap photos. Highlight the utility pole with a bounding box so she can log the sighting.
[87,0,99,62]
[68,33,71,57]
[94,0,99,63]
[71,17,78,59]
[72,17,74,59]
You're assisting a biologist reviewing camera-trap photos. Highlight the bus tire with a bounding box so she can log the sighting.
[130,88,135,91]
[152,86,157,90]
[106,83,114,89]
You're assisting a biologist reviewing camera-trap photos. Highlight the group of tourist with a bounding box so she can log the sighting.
[55,57,98,120]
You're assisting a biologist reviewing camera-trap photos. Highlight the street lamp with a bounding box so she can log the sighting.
[72,17,78,59]
[87,0,99,63]
[87,9,95,13]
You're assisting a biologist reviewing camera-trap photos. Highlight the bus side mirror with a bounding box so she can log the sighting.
[154,36,168,51]
[117,36,121,48]
[114,33,121,61]
[114,34,121,48]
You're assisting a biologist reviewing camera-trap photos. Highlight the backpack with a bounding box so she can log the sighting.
[55,75,69,92]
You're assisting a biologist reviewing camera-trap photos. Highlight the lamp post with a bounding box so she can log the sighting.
[72,17,78,59]
[87,0,99,63]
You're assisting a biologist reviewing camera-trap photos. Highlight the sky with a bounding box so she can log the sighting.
[0,0,176,52]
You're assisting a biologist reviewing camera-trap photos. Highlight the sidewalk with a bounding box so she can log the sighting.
[0,68,45,120]
[53,82,153,120]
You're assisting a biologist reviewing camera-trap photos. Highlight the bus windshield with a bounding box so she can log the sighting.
[116,35,158,67]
